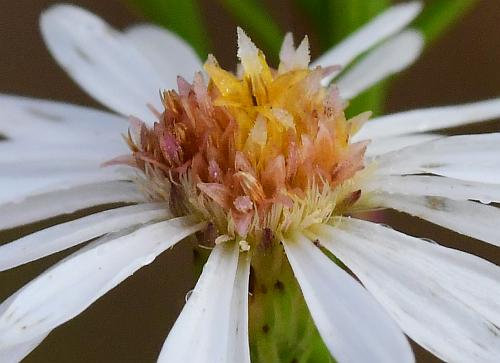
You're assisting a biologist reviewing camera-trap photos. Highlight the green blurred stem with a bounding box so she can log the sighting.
[127,0,210,58]
[350,0,476,117]
[323,0,390,117]
[414,0,476,43]
[217,0,283,62]
[305,0,476,117]
[248,243,334,363]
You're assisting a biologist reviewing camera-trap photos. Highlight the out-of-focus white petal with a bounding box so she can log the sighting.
[313,219,500,363]
[368,193,500,246]
[227,252,251,363]
[0,95,127,145]
[0,203,170,271]
[0,167,129,205]
[337,30,423,100]
[0,142,125,164]
[0,160,116,178]
[124,24,202,86]
[0,172,112,206]
[375,133,500,183]
[312,1,422,84]
[283,233,413,363]
[0,138,128,204]
[0,181,144,231]
[365,175,500,203]
[40,5,165,122]
[356,98,500,141]
[0,217,203,351]
[365,134,441,157]
[158,242,240,363]
[2,333,48,363]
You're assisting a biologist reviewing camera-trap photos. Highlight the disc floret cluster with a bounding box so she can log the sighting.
[117,29,370,245]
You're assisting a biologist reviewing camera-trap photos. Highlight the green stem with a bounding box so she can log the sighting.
[216,0,283,63]
[248,243,333,363]
[126,0,210,58]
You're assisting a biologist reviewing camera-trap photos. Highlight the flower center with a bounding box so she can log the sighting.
[113,30,370,247]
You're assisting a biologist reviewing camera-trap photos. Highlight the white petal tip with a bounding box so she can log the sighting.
[297,35,310,53]
[279,32,294,60]
[237,27,258,60]
[283,32,294,44]
[39,4,99,42]
[40,4,83,25]
[396,1,424,18]
[396,29,425,67]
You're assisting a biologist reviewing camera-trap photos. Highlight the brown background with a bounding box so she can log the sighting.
[0,0,499,362]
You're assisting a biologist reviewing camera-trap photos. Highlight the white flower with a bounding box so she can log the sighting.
[1,2,500,363]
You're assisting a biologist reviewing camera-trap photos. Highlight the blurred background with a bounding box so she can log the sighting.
[0,0,499,362]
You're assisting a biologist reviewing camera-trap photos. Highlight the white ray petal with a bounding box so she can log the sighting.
[0,203,170,271]
[0,142,124,163]
[342,220,500,328]
[227,252,251,363]
[0,181,144,231]
[365,134,441,157]
[313,220,500,363]
[337,30,423,100]
[124,24,202,85]
[312,1,422,84]
[375,133,500,183]
[0,166,128,205]
[2,333,48,363]
[158,242,240,363]
[283,233,413,363]
[368,193,500,246]
[0,94,127,144]
[356,98,500,140]
[0,217,203,350]
[365,175,500,203]
[40,5,165,122]
[0,160,110,177]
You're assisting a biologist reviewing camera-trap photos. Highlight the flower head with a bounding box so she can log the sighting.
[1,2,500,363]
[118,27,369,243]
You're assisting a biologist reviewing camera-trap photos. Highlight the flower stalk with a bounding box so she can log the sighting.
[248,242,333,363]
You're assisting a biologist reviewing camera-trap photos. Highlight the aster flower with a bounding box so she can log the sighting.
[1,1,500,362]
